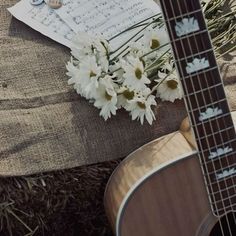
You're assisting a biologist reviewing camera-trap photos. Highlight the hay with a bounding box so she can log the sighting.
[0,160,121,236]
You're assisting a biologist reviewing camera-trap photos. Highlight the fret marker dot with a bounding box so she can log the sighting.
[175,17,200,37]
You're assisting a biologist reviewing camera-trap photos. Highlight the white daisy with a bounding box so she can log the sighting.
[125,89,157,125]
[127,41,147,57]
[108,61,124,82]
[156,71,183,102]
[95,38,111,72]
[66,58,87,96]
[122,56,150,91]
[160,59,174,72]
[66,58,80,85]
[143,26,170,59]
[117,86,136,109]
[70,32,95,61]
[79,56,102,99]
[94,76,118,120]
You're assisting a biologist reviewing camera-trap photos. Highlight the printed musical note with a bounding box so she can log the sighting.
[8,0,76,47]
[56,0,161,48]
[8,0,161,49]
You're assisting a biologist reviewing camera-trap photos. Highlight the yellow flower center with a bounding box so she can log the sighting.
[90,71,97,77]
[105,92,112,101]
[151,39,160,49]
[137,102,146,109]
[135,68,142,80]
[123,90,135,100]
[167,79,178,90]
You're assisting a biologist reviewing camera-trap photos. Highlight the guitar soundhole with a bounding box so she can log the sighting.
[210,212,236,235]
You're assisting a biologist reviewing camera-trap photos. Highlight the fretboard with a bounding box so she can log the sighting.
[159,0,236,216]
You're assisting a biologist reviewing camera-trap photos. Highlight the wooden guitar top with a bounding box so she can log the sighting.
[104,111,236,232]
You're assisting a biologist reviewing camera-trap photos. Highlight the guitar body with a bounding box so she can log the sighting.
[105,0,236,234]
[104,112,236,236]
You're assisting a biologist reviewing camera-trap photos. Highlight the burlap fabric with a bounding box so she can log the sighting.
[0,0,235,176]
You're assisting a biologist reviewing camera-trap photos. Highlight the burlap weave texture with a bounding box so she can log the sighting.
[0,0,235,176]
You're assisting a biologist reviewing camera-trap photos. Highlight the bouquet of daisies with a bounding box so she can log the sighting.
[66,0,235,125]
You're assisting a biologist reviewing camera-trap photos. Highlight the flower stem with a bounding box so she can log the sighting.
[205,0,225,16]
[108,13,162,42]
[110,17,160,56]
[212,24,236,43]
[145,49,170,72]
[216,44,236,59]
[140,42,170,59]
[149,68,175,96]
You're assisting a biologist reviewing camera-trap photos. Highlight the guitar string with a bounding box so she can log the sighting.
[181,1,235,228]
[208,65,236,225]
[172,6,231,236]
[160,1,226,235]
[198,4,236,220]
[159,0,224,232]
[192,5,236,236]
[177,0,234,234]
[196,31,236,224]
[178,0,235,234]
[211,65,236,224]
[159,0,234,234]
[182,0,236,228]
[166,0,225,220]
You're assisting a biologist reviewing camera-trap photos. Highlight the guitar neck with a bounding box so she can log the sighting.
[158,0,236,216]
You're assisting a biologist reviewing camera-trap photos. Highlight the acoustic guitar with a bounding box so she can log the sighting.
[104,0,236,235]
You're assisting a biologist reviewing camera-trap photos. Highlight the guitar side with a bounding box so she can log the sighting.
[104,111,236,236]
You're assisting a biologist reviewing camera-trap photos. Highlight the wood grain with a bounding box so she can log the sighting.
[104,111,236,235]
[119,155,217,236]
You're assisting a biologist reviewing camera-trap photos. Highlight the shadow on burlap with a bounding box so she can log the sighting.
[0,0,235,176]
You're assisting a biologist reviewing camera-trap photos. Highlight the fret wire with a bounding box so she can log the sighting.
[183,82,223,97]
[211,202,236,212]
[205,172,236,185]
[161,0,227,215]
[161,2,235,218]
[195,126,235,141]
[185,12,235,217]
[164,8,203,22]
[180,65,219,80]
[214,200,236,211]
[203,150,236,165]
[175,48,214,62]
[209,184,236,196]
[160,0,235,219]
[199,138,236,153]
[186,98,227,113]
[180,2,235,221]
[203,162,236,176]
[170,2,222,214]
[191,113,232,128]
[210,72,236,214]
[195,58,235,206]
[180,10,235,204]
[160,0,203,137]
[210,46,236,214]
[212,194,236,205]
[206,180,233,189]
[169,29,209,44]
[180,7,232,219]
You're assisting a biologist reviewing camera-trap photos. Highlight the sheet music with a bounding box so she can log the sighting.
[8,0,76,48]
[8,0,161,49]
[55,0,161,48]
